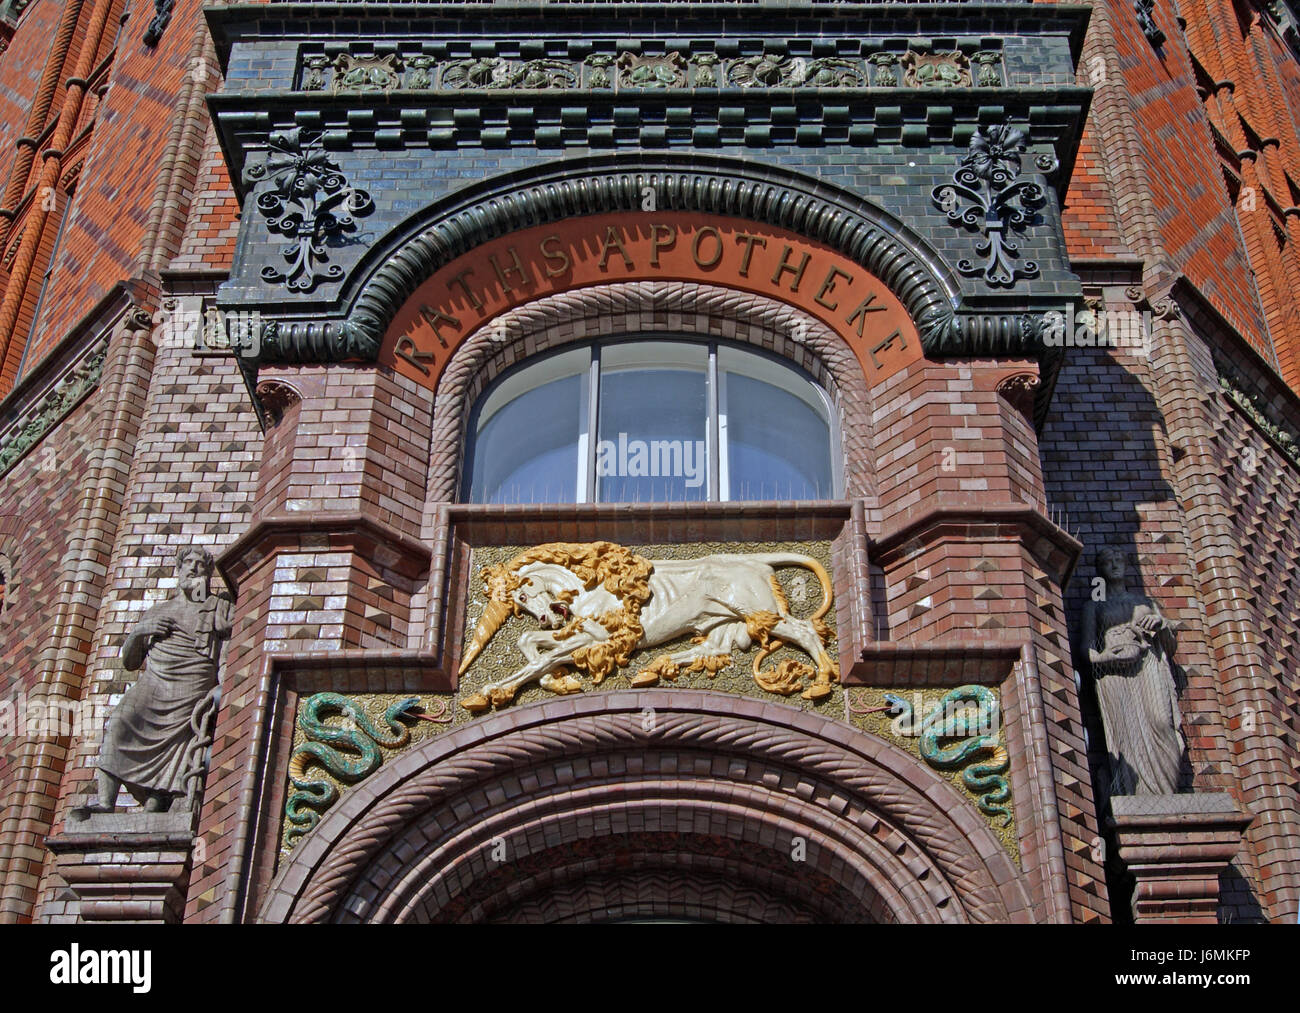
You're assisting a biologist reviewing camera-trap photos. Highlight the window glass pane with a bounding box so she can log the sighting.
[719,346,834,501]
[596,341,709,502]
[467,348,589,503]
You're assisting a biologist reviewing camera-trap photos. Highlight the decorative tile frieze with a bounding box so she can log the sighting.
[901,50,972,89]
[1218,366,1300,468]
[291,41,1008,95]
[973,50,1004,88]
[867,52,899,86]
[617,51,688,89]
[332,53,402,93]
[0,338,107,477]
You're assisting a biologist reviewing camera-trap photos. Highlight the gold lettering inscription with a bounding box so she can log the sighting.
[845,292,887,338]
[650,223,677,267]
[692,226,723,269]
[449,269,484,310]
[814,266,854,312]
[771,245,811,292]
[868,328,904,369]
[539,234,571,278]
[598,227,635,270]
[734,233,767,277]
[418,305,460,347]
[489,247,528,292]
[394,336,434,375]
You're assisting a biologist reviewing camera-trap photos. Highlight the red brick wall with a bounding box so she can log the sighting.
[25,0,207,366]
[0,386,106,914]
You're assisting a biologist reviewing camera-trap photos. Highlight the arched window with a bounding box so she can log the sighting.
[464,339,839,503]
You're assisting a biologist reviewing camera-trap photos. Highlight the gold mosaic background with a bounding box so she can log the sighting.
[847,685,1019,861]
[277,692,456,860]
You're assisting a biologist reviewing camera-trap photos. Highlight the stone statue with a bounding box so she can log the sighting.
[1079,546,1184,796]
[90,547,234,813]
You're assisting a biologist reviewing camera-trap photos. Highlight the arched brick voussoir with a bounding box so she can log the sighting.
[368,778,932,923]
[259,692,1031,924]
[425,281,879,503]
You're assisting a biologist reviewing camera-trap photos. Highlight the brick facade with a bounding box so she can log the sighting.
[0,0,1296,924]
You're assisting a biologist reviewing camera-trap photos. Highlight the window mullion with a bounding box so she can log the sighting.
[586,346,600,503]
[707,343,720,501]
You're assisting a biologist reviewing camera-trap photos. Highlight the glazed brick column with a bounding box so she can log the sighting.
[869,358,1058,641]
[185,363,434,922]
[1148,309,1300,921]
[866,355,1109,921]
[0,302,160,924]
[0,374,116,922]
[235,365,435,651]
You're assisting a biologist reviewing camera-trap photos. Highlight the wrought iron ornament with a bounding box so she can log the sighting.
[932,125,1047,286]
[1134,0,1167,47]
[142,0,173,47]
[243,128,374,293]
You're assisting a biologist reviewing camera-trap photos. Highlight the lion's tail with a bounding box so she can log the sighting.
[750,554,834,622]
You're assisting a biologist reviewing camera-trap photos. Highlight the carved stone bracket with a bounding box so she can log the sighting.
[1107,794,1252,923]
[47,812,196,924]
[1124,284,1180,322]
[254,378,303,427]
[996,370,1041,418]
[142,0,174,48]
[932,125,1047,287]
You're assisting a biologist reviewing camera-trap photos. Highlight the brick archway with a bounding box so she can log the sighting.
[259,692,1031,924]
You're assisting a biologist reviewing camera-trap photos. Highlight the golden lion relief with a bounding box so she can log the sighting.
[459,541,839,713]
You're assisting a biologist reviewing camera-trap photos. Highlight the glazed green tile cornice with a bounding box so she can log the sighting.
[210,89,1091,189]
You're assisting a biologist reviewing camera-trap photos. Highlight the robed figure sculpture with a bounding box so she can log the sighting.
[92,546,234,813]
[1079,546,1185,796]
